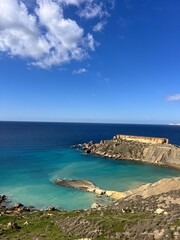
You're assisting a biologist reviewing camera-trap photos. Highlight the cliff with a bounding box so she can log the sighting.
[74,135,180,168]
[115,176,180,199]
[113,134,169,144]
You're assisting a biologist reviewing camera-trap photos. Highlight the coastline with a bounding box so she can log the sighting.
[53,177,180,200]
[1,176,180,239]
[1,132,180,239]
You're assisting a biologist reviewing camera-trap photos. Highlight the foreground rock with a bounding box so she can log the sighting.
[57,188,180,239]
[53,179,123,198]
[0,195,7,205]
[0,197,35,216]
[53,179,105,195]
[74,135,180,168]
[54,177,180,239]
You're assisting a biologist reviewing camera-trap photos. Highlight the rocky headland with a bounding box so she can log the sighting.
[73,134,180,168]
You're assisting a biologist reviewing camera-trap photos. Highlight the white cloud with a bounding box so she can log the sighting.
[0,0,97,68]
[78,2,108,19]
[58,0,92,6]
[93,21,106,32]
[36,0,84,50]
[166,94,180,101]
[0,0,48,59]
[73,68,87,74]
[0,0,113,68]
[86,33,95,51]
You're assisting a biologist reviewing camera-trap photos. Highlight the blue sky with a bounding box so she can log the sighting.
[0,0,180,124]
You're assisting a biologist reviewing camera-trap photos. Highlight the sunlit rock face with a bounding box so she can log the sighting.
[76,135,180,168]
[113,135,169,144]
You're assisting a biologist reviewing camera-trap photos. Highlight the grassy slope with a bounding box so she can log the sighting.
[0,210,151,240]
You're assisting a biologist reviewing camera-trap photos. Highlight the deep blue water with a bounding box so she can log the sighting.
[0,121,179,210]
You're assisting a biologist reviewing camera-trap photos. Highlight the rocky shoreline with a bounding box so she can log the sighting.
[53,177,180,200]
[72,135,180,168]
[1,177,180,239]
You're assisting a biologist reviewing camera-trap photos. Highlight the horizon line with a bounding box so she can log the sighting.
[0,120,174,126]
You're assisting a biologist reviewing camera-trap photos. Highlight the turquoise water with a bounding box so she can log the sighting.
[0,122,179,210]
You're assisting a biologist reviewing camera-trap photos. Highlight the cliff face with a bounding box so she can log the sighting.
[114,134,169,144]
[76,137,180,168]
[142,144,180,167]
[121,177,180,199]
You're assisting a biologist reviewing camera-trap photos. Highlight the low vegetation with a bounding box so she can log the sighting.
[0,209,154,240]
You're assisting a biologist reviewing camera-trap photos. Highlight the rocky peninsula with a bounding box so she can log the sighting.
[73,134,180,168]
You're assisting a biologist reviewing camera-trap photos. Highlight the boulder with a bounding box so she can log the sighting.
[91,203,101,209]
[154,208,164,214]
[0,195,6,204]
[15,202,24,208]
[7,222,20,229]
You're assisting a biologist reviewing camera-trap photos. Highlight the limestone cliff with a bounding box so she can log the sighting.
[119,176,180,199]
[114,134,169,144]
[74,135,180,168]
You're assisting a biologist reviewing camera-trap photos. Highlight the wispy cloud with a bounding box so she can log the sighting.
[109,0,116,9]
[95,72,110,84]
[166,94,180,101]
[73,68,87,74]
[93,21,106,32]
[0,0,112,68]
[78,2,108,19]
[58,0,89,6]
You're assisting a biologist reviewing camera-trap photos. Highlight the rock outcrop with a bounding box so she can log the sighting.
[53,177,180,202]
[53,179,125,198]
[53,179,105,195]
[74,135,180,168]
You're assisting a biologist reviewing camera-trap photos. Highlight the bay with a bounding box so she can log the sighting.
[0,121,179,210]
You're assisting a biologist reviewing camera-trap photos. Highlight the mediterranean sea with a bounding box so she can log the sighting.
[0,121,180,210]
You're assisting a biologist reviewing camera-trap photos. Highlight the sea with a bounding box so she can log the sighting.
[0,121,180,210]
